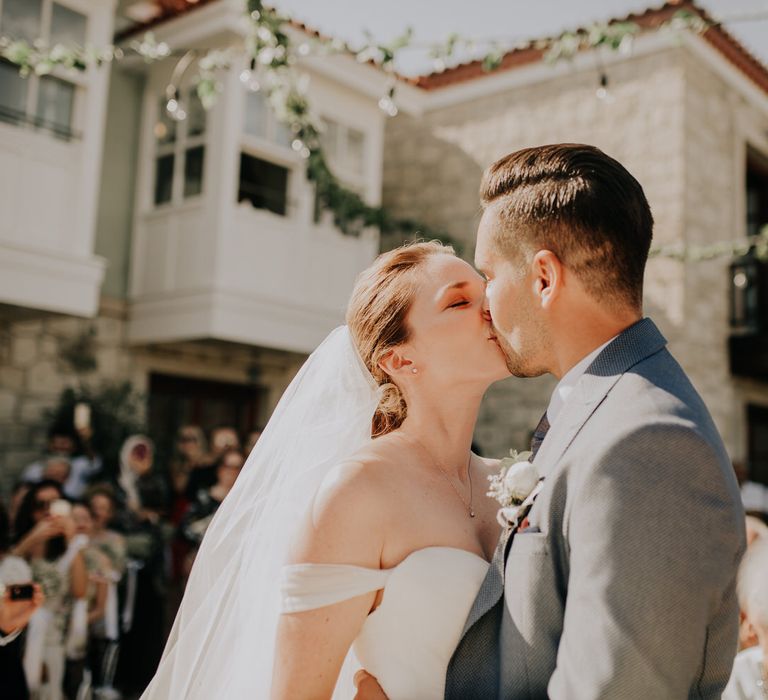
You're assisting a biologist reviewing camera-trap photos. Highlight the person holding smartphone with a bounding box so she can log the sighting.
[12,481,88,700]
[0,500,44,700]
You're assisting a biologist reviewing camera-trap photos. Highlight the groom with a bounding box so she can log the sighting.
[357,144,746,698]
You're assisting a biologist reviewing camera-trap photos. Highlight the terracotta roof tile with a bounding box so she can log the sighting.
[117,0,768,97]
[413,1,768,94]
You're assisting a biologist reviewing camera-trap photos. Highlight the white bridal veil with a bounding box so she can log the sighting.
[141,326,380,699]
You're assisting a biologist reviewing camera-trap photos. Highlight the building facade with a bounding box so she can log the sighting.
[383,4,768,478]
[1,0,767,496]
[0,0,388,490]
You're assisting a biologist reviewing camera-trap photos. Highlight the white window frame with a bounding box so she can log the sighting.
[153,86,207,208]
[320,116,367,190]
[0,0,89,139]
[239,86,301,218]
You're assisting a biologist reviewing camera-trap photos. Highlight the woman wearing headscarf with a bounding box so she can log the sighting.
[113,435,169,695]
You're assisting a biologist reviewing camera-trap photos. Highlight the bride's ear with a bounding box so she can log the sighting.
[378,349,414,378]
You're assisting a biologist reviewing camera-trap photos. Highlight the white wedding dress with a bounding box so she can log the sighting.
[281,546,490,699]
[143,328,489,700]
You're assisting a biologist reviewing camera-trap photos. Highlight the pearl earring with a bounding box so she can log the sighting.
[411,368,418,374]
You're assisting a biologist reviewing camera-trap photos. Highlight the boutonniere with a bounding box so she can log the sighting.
[487,449,539,528]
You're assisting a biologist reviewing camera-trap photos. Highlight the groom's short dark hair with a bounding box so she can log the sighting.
[480,143,653,309]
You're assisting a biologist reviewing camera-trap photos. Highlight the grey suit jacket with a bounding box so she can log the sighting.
[446,318,746,699]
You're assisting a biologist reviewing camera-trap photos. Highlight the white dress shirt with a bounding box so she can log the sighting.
[546,336,617,426]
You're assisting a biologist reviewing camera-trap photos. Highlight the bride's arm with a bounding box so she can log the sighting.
[271,460,389,700]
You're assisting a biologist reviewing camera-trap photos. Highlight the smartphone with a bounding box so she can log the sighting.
[74,402,91,431]
[8,584,34,601]
[50,499,71,518]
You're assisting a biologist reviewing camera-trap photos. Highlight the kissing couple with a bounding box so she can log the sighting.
[142,144,745,699]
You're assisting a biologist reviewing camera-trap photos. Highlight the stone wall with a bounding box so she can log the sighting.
[382,44,766,459]
[0,299,305,497]
[0,300,138,496]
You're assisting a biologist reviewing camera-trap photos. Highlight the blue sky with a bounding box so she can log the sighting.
[272,0,768,76]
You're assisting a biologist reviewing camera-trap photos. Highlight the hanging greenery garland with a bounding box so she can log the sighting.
[1,1,764,259]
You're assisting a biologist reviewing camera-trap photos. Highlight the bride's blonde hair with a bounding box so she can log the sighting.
[346,241,455,438]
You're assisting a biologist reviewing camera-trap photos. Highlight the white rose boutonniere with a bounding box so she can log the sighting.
[487,449,540,528]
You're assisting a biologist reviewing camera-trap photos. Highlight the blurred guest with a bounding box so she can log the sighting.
[746,515,768,547]
[22,424,102,500]
[63,503,111,698]
[0,500,44,700]
[41,456,71,489]
[8,482,31,537]
[185,426,240,499]
[742,481,768,520]
[83,486,125,692]
[85,486,126,577]
[114,435,168,695]
[12,481,88,700]
[169,425,207,507]
[724,538,768,699]
[180,448,244,576]
[167,426,206,613]
[243,428,262,457]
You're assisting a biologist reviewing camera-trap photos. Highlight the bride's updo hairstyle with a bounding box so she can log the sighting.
[347,241,455,438]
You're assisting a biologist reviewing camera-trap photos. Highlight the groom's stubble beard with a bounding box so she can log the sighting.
[492,300,551,378]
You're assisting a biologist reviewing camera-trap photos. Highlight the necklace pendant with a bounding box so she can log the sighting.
[470,510,476,518]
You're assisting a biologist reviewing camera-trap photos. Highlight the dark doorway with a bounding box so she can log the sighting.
[148,373,268,466]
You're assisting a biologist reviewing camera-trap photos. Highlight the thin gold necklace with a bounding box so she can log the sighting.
[404,435,475,518]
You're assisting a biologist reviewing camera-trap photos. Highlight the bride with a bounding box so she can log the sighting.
[141,241,510,699]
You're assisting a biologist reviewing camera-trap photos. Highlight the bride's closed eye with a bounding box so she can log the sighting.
[448,300,470,309]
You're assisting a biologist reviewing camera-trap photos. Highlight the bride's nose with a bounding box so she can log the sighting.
[481,296,492,322]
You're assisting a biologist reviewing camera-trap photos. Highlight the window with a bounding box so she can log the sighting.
[153,88,207,206]
[0,0,85,139]
[238,153,289,216]
[321,117,366,179]
[747,404,768,486]
[242,90,291,148]
[747,150,768,238]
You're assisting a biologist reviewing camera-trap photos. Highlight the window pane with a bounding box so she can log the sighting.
[155,154,175,205]
[187,89,206,138]
[0,0,42,42]
[184,146,205,198]
[36,75,75,137]
[323,120,339,160]
[243,91,268,140]
[0,60,29,125]
[155,98,176,145]
[51,3,87,46]
[238,153,288,216]
[348,128,365,174]
[274,120,291,148]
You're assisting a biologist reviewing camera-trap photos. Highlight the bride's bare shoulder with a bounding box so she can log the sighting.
[291,443,405,565]
[317,439,409,502]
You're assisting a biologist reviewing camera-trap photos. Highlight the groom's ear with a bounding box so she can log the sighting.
[532,250,563,309]
[378,349,413,377]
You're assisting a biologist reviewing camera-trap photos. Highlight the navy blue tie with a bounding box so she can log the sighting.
[530,411,551,461]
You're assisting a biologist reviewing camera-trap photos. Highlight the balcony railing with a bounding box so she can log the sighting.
[0,105,81,142]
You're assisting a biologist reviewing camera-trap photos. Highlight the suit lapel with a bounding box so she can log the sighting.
[459,528,507,636]
[453,319,668,650]
[534,318,668,478]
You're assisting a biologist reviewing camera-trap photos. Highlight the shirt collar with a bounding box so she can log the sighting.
[546,335,617,426]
